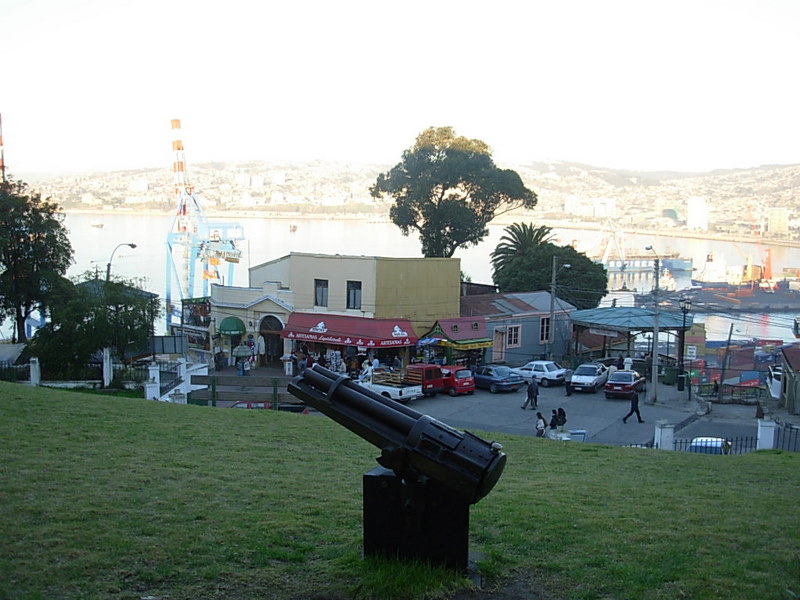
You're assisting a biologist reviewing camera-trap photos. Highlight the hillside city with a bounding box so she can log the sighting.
[31,160,800,245]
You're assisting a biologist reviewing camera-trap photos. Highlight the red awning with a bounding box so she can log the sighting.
[281,313,418,348]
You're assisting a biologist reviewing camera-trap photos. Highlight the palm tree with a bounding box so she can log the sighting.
[490,223,555,277]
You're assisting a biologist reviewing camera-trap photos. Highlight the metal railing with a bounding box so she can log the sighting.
[157,361,182,396]
[775,425,800,452]
[673,436,758,455]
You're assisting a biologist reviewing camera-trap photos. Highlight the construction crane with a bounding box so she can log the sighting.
[165,119,245,330]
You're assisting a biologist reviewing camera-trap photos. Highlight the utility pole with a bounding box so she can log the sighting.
[548,255,570,360]
[646,248,660,404]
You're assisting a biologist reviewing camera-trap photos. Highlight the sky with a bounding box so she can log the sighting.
[2,0,799,177]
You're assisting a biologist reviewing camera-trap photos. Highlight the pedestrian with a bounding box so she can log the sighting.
[535,412,547,437]
[521,377,539,409]
[623,356,633,371]
[622,393,644,423]
[549,409,559,430]
[564,368,573,396]
[616,356,624,370]
[557,407,567,429]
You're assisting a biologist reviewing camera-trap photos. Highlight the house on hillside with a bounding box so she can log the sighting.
[779,345,800,415]
[460,291,576,366]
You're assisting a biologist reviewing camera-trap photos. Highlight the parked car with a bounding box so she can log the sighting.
[511,360,566,386]
[230,401,270,409]
[405,363,445,396]
[441,365,476,396]
[570,362,609,393]
[604,370,646,399]
[472,365,524,393]
[687,437,732,455]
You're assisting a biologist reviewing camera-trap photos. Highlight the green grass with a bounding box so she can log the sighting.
[1,381,798,600]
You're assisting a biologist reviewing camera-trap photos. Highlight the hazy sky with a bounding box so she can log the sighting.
[3,0,799,176]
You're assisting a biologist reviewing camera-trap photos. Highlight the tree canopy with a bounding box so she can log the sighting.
[26,273,161,379]
[370,127,538,258]
[491,223,607,309]
[0,178,74,342]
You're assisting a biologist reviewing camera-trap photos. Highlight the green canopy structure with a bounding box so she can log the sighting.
[217,316,246,336]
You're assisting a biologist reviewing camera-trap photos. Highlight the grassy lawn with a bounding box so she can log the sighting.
[1,381,798,600]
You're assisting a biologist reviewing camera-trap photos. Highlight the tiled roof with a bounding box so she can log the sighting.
[461,291,574,318]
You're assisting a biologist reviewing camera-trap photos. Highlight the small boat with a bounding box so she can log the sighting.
[794,317,800,339]
[90,221,104,229]
[289,224,298,233]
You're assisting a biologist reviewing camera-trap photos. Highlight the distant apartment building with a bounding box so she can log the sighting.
[767,207,790,234]
[686,196,709,230]
[592,197,616,218]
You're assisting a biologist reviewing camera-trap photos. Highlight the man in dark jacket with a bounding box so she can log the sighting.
[623,393,644,423]
[521,378,539,409]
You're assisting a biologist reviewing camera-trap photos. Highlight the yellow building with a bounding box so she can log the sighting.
[208,252,460,370]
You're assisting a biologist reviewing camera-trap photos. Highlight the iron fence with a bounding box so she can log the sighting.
[158,361,182,396]
[673,436,758,455]
[775,425,800,452]
[0,362,30,382]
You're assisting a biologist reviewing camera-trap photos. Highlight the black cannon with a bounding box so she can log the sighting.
[288,364,507,570]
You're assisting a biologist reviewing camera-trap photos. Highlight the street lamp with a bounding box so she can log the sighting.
[106,243,137,282]
[679,295,692,374]
[548,256,571,359]
[645,245,660,403]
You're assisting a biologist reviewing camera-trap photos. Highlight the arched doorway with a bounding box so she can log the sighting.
[259,315,284,367]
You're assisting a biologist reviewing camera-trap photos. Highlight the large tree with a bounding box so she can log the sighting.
[370,127,538,257]
[491,222,607,309]
[26,273,161,379]
[0,178,74,342]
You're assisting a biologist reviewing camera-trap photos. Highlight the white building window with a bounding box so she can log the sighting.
[506,325,521,348]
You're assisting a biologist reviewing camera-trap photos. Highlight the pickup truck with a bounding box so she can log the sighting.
[353,368,424,402]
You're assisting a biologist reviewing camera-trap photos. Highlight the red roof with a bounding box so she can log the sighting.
[281,313,418,348]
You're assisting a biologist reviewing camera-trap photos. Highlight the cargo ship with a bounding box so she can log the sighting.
[601,253,693,274]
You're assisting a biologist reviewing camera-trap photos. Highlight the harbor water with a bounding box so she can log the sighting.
[5,212,798,344]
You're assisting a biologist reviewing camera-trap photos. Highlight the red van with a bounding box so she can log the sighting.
[441,365,476,396]
[404,363,444,396]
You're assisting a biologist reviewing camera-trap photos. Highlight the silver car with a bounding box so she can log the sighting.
[569,363,609,393]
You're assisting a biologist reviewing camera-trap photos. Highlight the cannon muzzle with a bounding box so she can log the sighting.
[288,364,506,504]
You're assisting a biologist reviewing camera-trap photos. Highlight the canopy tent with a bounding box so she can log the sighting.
[418,317,492,350]
[569,307,693,334]
[217,316,247,336]
[568,306,694,358]
[281,313,418,348]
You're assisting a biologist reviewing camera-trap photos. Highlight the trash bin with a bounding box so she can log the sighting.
[677,373,686,391]
[663,366,678,385]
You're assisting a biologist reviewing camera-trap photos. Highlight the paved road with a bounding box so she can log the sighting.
[408,381,780,447]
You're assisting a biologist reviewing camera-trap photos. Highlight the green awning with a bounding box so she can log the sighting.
[218,316,246,336]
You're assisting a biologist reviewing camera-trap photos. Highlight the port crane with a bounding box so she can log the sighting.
[165,119,244,329]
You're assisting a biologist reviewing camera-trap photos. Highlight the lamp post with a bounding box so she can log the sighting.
[679,296,692,402]
[548,255,571,360]
[106,243,137,282]
[645,245,660,403]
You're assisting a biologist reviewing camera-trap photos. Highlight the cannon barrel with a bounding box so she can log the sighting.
[288,364,506,504]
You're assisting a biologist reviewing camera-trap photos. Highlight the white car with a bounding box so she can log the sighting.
[511,360,566,387]
[569,363,609,393]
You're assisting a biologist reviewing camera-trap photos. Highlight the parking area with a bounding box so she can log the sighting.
[407,380,771,447]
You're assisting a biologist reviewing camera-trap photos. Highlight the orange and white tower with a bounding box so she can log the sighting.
[164,119,244,330]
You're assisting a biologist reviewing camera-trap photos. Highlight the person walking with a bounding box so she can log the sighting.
[622,393,644,423]
[535,412,547,437]
[556,407,567,430]
[521,377,539,410]
[564,368,573,396]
